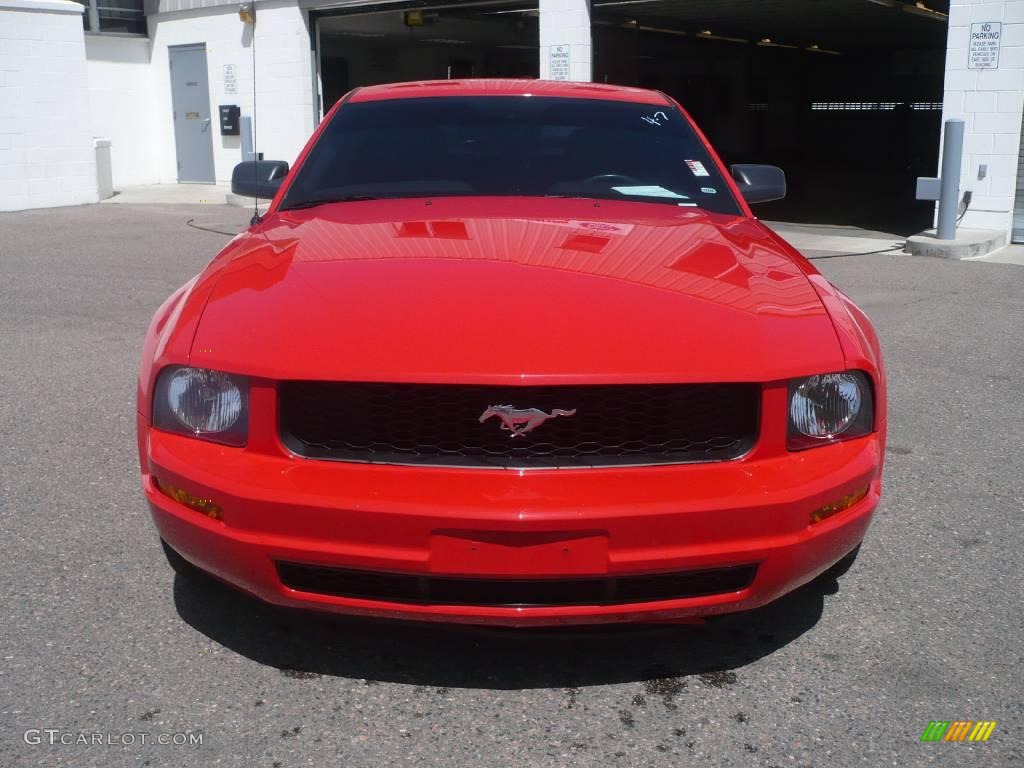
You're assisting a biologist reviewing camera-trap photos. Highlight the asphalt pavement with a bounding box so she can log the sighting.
[1,202,1021,767]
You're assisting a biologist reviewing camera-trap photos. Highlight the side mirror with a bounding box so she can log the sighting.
[231,160,289,199]
[730,164,786,204]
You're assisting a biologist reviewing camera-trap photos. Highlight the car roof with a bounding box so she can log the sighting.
[348,79,671,106]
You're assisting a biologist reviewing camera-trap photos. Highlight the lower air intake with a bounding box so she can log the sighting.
[276,562,758,607]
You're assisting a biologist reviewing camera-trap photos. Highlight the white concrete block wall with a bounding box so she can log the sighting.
[85,35,160,188]
[539,0,591,82]
[0,0,98,211]
[941,0,1024,234]
[148,0,316,183]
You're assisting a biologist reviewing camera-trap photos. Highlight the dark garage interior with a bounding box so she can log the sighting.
[592,0,950,235]
[314,0,949,235]
[314,6,540,112]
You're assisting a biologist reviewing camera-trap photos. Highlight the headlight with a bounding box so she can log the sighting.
[788,371,873,450]
[153,366,249,446]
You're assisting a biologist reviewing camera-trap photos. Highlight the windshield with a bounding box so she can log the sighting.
[281,96,742,216]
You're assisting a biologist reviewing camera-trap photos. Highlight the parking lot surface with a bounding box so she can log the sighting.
[1,203,1021,767]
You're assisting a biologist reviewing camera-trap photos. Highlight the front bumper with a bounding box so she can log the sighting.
[141,413,881,627]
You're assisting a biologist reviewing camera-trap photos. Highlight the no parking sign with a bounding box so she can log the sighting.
[968,22,1001,70]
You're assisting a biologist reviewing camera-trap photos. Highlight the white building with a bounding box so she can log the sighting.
[942,0,1024,238]
[1,0,1022,243]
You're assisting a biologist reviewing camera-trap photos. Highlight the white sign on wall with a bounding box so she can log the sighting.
[549,45,570,81]
[968,22,1001,70]
[223,64,238,95]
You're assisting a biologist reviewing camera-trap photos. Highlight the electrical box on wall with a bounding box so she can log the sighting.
[219,105,240,136]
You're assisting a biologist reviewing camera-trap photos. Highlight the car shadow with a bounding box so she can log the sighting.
[173,573,837,690]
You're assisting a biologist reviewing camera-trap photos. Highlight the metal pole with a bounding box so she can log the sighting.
[936,118,964,240]
[87,0,100,32]
[240,117,254,162]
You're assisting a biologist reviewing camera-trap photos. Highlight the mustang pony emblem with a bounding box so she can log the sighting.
[478,405,577,438]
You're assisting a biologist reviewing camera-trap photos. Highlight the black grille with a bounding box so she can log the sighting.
[276,562,757,607]
[278,382,759,468]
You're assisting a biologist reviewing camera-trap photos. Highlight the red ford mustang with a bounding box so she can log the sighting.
[137,79,886,626]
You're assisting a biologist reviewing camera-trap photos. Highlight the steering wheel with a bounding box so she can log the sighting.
[582,173,643,185]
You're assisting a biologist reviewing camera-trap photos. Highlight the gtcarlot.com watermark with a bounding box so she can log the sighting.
[24,729,202,746]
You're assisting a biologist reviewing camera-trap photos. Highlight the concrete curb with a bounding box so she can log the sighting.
[225,193,253,208]
[904,228,1006,260]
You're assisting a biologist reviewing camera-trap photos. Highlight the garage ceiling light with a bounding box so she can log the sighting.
[595,19,688,37]
[631,23,687,36]
[901,1,947,20]
[866,0,947,20]
[592,0,663,6]
[484,7,538,15]
[757,38,799,49]
[807,44,841,55]
[695,31,748,44]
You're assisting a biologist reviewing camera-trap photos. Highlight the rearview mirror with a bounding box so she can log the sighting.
[730,164,786,204]
[231,160,289,199]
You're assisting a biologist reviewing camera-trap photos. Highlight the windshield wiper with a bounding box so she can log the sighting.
[281,195,379,211]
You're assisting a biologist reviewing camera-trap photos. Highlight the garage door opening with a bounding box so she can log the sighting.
[311,0,949,236]
[314,3,539,115]
[591,0,949,235]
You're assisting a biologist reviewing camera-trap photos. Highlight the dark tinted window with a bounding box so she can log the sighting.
[282,96,741,215]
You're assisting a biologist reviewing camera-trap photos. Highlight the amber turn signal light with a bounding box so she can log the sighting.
[154,478,223,521]
[810,487,868,525]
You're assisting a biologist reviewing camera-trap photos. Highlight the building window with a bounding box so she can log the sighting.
[79,0,147,35]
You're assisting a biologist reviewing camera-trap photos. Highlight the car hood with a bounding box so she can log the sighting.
[188,197,844,383]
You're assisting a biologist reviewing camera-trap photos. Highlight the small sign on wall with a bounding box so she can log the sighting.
[223,64,238,95]
[549,44,570,81]
[968,22,1001,70]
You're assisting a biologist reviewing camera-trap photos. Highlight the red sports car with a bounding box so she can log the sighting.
[138,79,886,626]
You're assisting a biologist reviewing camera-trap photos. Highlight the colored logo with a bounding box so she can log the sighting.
[921,721,997,742]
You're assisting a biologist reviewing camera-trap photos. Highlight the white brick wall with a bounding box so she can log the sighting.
[539,0,592,82]
[0,0,98,211]
[85,35,160,188]
[148,0,316,183]
[941,0,1024,236]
